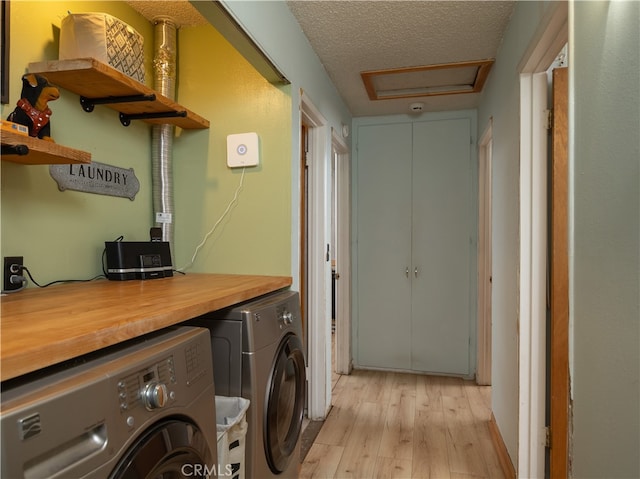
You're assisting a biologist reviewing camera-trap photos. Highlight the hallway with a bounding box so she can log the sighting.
[300,369,505,479]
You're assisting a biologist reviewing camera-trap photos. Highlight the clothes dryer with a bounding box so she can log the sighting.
[189,290,306,479]
[1,326,218,479]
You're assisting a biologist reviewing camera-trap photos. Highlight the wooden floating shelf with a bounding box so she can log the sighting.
[28,58,210,130]
[1,130,91,165]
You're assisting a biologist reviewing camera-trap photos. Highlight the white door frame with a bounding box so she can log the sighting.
[517,3,568,477]
[477,119,493,386]
[518,70,548,479]
[332,128,352,375]
[301,91,332,420]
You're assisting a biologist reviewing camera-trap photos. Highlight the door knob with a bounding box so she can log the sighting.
[414,267,419,278]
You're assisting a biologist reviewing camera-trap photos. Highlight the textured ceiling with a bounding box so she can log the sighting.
[125,0,207,27]
[287,0,515,116]
[125,1,515,117]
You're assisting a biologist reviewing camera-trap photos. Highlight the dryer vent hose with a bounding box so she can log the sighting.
[152,18,177,263]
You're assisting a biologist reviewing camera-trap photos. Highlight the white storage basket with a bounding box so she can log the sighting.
[60,12,145,83]
[215,396,250,479]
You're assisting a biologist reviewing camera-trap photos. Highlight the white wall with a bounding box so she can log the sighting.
[570,2,639,477]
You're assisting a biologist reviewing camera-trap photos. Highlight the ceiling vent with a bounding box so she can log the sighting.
[361,59,494,101]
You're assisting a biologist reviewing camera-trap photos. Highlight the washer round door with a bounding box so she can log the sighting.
[110,419,213,479]
[264,333,306,474]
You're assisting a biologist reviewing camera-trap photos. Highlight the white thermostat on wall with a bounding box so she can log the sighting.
[227,132,260,168]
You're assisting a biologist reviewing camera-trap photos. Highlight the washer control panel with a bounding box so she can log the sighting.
[114,332,210,432]
[118,356,176,413]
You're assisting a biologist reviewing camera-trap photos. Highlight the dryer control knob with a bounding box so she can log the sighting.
[281,311,293,325]
[142,382,168,410]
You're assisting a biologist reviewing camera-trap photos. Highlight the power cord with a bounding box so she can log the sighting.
[22,266,104,288]
[178,167,246,272]
[2,264,105,291]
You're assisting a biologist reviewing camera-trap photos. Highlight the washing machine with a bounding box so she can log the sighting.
[1,326,218,479]
[189,290,306,479]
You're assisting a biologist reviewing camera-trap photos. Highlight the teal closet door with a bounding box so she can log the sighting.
[355,117,473,376]
[411,118,472,375]
[356,122,413,370]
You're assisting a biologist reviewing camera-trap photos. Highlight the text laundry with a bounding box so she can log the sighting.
[69,164,128,185]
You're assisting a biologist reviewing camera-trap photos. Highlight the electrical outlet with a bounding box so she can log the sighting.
[3,256,24,292]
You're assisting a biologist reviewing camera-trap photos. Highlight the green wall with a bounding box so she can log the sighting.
[570,1,639,476]
[174,25,292,275]
[1,2,292,286]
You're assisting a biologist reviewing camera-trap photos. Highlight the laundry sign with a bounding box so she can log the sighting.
[50,161,140,200]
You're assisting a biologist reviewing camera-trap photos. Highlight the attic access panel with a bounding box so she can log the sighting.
[361,59,494,100]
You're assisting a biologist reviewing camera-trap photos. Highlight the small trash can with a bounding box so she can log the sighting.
[215,396,250,479]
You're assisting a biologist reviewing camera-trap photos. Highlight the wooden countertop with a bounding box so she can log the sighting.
[0,273,291,382]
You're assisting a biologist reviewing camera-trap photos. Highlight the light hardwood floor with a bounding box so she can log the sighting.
[300,369,505,479]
